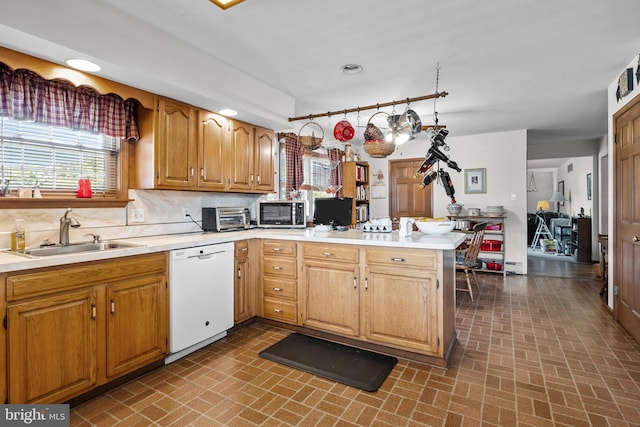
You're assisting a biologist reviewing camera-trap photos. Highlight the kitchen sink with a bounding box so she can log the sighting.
[14,241,143,258]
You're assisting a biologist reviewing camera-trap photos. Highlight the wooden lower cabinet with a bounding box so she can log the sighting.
[301,243,360,336]
[106,275,167,379]
[4,252,168,404]
[8,289,98,403]
[364,265,439,353]
[283,243,446,359]
[234,240,254,324]
[261,240,299,325]
[363,247,440,354]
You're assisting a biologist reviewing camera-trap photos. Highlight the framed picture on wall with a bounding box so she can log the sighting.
[558,181,565,206]
[464,168,486,194]
[587,173,592,200]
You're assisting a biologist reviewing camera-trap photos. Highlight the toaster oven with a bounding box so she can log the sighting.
[202,207,250,232]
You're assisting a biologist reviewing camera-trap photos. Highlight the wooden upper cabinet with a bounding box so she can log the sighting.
[198,111,229,190]
[156,98,198,188]
[254,127,275,192]
[131,96,274,193]
[228,121,254,190]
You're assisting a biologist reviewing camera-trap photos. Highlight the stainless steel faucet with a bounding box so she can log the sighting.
[59,208,81,245]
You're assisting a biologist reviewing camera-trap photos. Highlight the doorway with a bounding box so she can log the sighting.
[388,158,432,219]
[613,96,640,343]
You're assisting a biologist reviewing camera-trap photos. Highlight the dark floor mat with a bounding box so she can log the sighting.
[258,333,397,392]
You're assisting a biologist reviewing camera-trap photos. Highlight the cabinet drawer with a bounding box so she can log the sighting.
[263,297,297,324]
[303,243,359,263]
[235,240,249,257]
[365,248,436,269]
[263,277,297,300]
[262,240,296,257]
[263,256,297,279]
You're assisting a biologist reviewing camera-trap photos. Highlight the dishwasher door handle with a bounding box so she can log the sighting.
[188,250,226,260]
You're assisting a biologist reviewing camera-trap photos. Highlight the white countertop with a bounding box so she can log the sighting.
[0,229,466,273]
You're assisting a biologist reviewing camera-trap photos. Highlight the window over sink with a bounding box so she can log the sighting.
[1,117,120,196]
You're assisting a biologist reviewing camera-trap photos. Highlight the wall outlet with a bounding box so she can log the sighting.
[131,208,145,223]
[182,208,191,220]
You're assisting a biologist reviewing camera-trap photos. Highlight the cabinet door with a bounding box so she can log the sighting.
[8,289,98,403]
[199,111,229,190]
[156,98,197,188]
[234,241,253,324]
[106,275,167,379]
[228,121,254,190]
[364,265,439,354]
[254,127,274,192]
[302,259,360,336]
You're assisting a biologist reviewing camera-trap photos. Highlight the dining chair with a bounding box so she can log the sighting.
[455,222,488,301]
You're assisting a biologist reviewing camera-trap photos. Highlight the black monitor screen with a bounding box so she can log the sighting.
[313,197,353,227]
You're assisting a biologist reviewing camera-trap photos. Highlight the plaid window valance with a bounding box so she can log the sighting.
[0,62,139,141]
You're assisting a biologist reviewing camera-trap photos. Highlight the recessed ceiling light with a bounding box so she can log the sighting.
[218,108,238,117]
[209,0,245,10]
[65,58,101,72]
[341,64,363,75]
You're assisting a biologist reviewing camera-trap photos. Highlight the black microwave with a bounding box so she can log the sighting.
[258,200,306,228]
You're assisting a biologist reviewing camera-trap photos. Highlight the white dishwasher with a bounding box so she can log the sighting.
[166,242,234,363]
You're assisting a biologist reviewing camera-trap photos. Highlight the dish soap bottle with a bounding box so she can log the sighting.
[11,219,26,252]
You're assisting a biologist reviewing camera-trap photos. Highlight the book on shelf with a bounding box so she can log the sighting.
[355,164,367,182]
[356,205,369,222]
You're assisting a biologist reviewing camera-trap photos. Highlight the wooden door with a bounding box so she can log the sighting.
[234,241,252,324]
[106,275,167,379]
[364,265,439,353]
[302,260,360,337]
[614,98,640,343]
[8,289,98,403]
[254,127,275,192]
[228,121,254,190]
[198,111,229,190]
[156,98,197,188]
[389,158,433,219]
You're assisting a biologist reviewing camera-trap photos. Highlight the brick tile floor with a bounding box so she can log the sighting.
[71,271,640,426]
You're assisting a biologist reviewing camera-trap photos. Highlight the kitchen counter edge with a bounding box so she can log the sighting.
[0,229,466,273]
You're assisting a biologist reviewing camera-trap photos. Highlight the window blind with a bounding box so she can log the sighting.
[0,117,119,193]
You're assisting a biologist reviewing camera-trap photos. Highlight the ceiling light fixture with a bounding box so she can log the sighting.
[218,108,238,117]
[209,0,245,10]
[341,64,363,75]
[65,58,101,72]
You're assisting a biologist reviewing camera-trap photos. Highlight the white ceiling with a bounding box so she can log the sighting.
[1,0,640,146]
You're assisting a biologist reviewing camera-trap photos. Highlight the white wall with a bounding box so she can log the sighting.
[556,156,593,218]
[361,129,529,274]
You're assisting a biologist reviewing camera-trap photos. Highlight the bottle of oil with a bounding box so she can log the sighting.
[11,219,26,252]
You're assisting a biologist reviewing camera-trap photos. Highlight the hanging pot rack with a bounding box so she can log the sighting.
[288,91,448,122]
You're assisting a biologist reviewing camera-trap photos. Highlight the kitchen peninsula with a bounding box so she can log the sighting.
[0,229,464,404]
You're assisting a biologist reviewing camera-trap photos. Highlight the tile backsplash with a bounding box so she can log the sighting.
[0,189,265,250]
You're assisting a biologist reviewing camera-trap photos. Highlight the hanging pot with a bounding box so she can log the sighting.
[333,119,355,142]
[390,109,422,142]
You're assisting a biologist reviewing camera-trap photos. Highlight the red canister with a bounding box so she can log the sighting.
[77,179,92,198]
